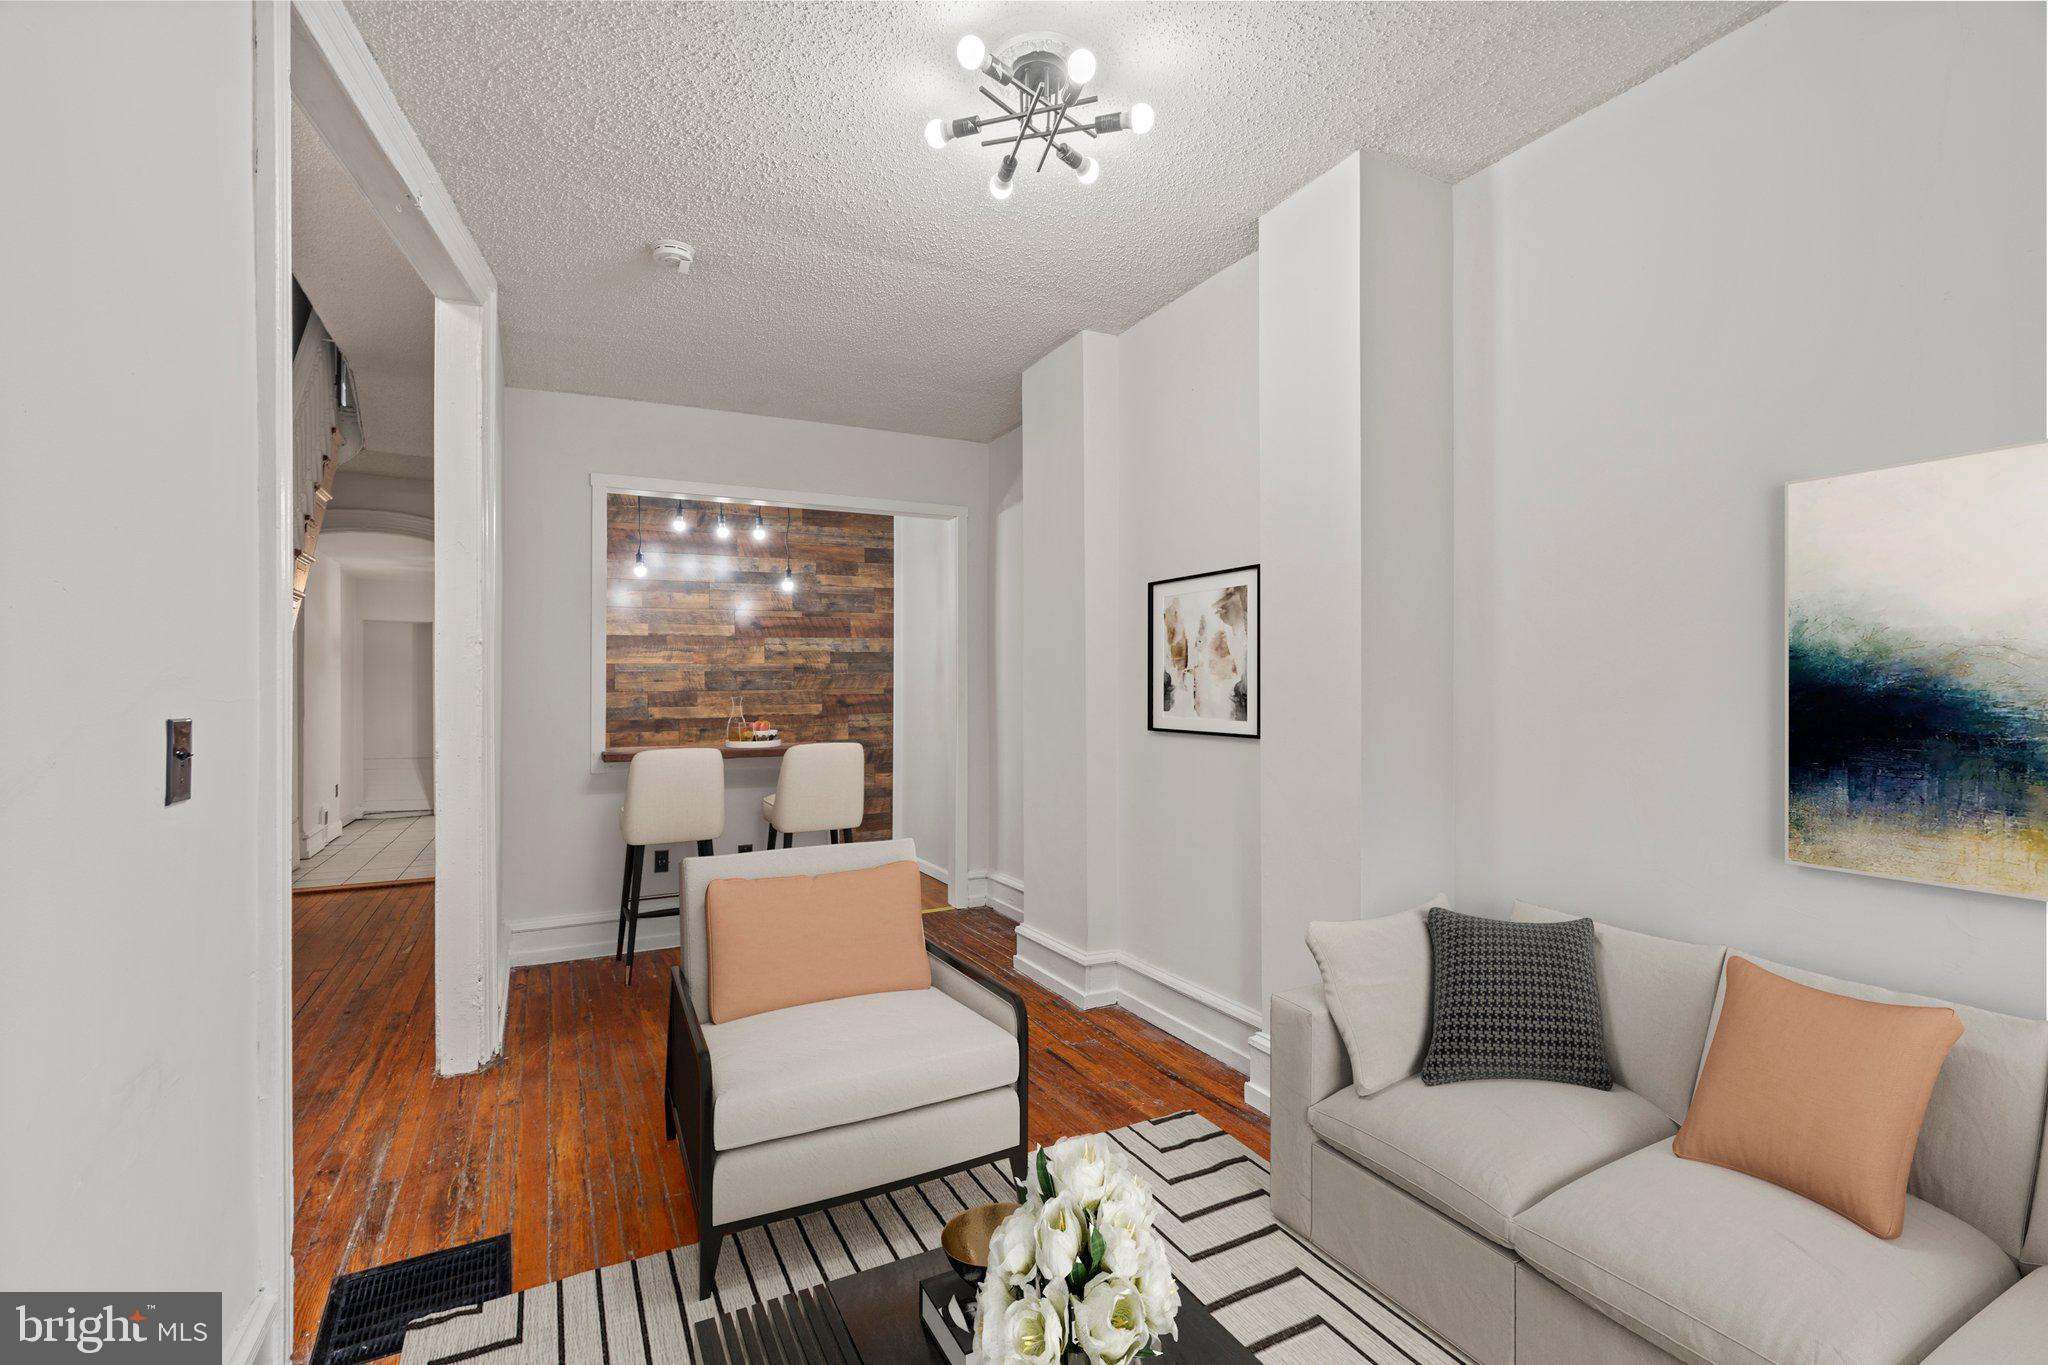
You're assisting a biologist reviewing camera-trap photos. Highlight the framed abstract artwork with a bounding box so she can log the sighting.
[1148,563,1259,738]
[1785,443,2048,899]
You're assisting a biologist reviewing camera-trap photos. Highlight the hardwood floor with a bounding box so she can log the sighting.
[289,876,1267,1362]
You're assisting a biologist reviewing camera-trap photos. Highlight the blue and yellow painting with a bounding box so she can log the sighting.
[1786,444,2048,899]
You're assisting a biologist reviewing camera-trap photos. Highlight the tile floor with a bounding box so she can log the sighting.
[293,813,435,889]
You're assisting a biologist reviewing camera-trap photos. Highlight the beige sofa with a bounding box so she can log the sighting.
[1270,902,2048,1365]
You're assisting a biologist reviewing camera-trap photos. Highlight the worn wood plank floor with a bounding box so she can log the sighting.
[289,875,1268,1361]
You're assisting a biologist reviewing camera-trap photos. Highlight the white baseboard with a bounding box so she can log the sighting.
[1012,923,1259,1074]
[916,855,952,886]
[509,904,678,968]
[300,823,334,860]
[1014,923,1119,1008]
[508,863,1016,969]
[223,1287,279,1365]
[968,868,1024,920]
[1243,1031,1272,1114]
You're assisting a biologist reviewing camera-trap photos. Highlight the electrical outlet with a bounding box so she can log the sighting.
[654,850,670,873]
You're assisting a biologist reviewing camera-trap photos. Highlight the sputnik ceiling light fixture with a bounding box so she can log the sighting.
[924,31,1154,199]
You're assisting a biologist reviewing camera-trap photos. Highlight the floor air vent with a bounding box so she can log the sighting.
[310,1233,511,1365]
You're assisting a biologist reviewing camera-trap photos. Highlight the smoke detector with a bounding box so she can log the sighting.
[651,240,695,274]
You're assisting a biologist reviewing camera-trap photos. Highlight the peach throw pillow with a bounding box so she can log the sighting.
[1673,956,1962,1238]
[705,860,930,1023]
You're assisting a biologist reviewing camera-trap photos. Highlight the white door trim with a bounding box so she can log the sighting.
[251,7,295,1361]
[291,0,507,1076]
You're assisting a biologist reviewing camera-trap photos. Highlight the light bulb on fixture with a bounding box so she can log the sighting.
[1057,143,1099,185]
[715,511,730,540]
[956,34,986,70]
[780,571,795,595]
[751,515,767,543]
[989,154,1018,200]
[924,119,946,150]
[1129,102,1155,135]
[632,549,648,578]
[671,501,687,533]
[1066,48,1096,85]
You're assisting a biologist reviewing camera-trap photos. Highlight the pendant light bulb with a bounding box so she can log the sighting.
[780,572,795,595]
[751,515,767,543]
[1066,48,1096,85]
[715,511,730,540]
[955,34,986,71]
[1129,102,1155,135]
[632,549,648,578]
[670,502,687,533]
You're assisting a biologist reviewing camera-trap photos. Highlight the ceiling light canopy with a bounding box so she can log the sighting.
[924,32,1153,199]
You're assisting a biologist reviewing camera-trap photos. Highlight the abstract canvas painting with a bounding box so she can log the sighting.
[1786,444,2048,898]
[1149,564,1258,737]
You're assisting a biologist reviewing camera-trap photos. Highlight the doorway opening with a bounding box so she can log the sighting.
[255,4,506,1358]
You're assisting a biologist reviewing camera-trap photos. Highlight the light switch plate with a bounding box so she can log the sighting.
[165,718,193,805]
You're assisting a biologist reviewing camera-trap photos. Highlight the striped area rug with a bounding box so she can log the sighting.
[399,1112,1462,1364]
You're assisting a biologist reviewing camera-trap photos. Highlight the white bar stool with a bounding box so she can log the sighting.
[761,741,864,848]
[618,747,725,980]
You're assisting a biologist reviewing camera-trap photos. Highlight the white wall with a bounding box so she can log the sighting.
[1004,262,1287,1070]
[983,426,1025,915]
[1020,336,1119,959]
[1452,1,2048,1016]
[331,468,434,521]
[1115,256,1262,1014]
[1254,152,1456,1033]
[1257,156,1367,1015]
[894,515,957,876]
[0,0,280,1352]
[299,565,357,851]
[362,618,434,812]
[500,387,993,965]
[297,544,433,845]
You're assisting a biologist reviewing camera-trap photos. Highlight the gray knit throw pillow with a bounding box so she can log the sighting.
[1421,907,1612,1089]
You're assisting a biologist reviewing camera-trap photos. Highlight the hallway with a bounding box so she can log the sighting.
[294,814,435,889]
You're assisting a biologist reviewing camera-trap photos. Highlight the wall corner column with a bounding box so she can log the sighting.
[1018,332,1126,1000]
[1254,152,1454,1109]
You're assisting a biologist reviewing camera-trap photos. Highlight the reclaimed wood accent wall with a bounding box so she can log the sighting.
[605,495,893,839]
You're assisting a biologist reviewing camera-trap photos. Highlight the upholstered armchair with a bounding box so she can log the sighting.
[664,837,1028,1296]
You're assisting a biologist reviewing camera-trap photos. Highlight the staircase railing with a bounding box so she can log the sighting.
[290,314,349,620]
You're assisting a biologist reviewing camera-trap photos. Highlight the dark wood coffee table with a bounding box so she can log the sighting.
[693,1247,1254,1363]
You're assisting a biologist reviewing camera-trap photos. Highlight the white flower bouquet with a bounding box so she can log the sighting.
[971,1134,1181,1364]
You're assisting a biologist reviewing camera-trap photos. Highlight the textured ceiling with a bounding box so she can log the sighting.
[292,103,435,478]
[347,1,1768,443]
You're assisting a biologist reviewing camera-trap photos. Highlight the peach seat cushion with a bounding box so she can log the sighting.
[1674,956,1963,1238]
[705,859,930,1023]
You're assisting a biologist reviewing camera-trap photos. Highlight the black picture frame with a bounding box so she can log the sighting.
[1146,563,1260,738]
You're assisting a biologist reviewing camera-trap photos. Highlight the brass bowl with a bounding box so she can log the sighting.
[941,1202,1019,1287]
